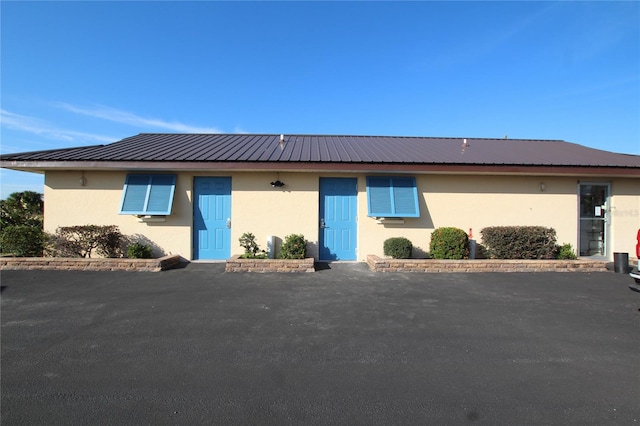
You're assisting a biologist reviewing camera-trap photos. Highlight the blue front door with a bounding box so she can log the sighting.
[193,177,231,260]
[319,178,357,261]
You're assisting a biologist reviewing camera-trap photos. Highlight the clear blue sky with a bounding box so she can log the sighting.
[1,1,639,199]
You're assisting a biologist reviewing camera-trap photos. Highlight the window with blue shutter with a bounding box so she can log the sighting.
[119,174,176,215]
[366,176,420,218]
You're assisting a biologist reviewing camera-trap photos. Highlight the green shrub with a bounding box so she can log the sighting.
[279,234,307,259]
[556,243,577,260]
[383,237,413,259]
[127,242,153,259]
[49,225,124,258]
[481,226,557,259]
[239,232,267,258]
[0,225,45,257]
[429,227,469,259]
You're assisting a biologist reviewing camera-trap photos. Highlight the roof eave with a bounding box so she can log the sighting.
[2,160,639,178]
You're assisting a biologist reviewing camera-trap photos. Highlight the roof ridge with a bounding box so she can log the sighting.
[132,132,566,142]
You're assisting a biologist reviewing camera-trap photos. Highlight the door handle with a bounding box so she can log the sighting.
[320,218,326,228]
[226,218,231,229]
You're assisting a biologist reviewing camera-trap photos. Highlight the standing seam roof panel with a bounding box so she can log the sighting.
[39,146,100,161]
[254,135,279,161]
[256,135,280,161]
[113,134,166,160]
[113,134,172,160]
[228,134,256,161]
[367,136,406,163]
[62,143,113,160]
[289,136,304,162]
[2,134,638,168]
[326,136,342,162]
[261,135,280,161]
[271,135,290,161]
[399,137,425,161]
[309,136,321,162]
[346,136,374,162]
[165,134,202,161]
[321,136,333,161]
[180,134,225,161]
[315,136,325,161]
[198,134,237,161]
[191,134,223,160]
[202,134,231,161]
[332,136,353,162]
[299,136,311,161]
[218,134,254,161]
[339,136,365,162]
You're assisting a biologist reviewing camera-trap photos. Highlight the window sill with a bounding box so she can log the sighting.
[136,215,167,223]
[375,217,405,225]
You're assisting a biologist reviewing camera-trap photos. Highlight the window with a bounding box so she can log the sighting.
[119,174,176,215]
[366,176,419,218]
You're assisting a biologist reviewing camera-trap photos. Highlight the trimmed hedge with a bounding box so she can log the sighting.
[429,227,469,259]
[48,225,124,258]
[481,226,557,259]
[383,237,413,259]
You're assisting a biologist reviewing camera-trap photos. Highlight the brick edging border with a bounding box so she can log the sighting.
[225,255,315,273]
[0,254,183,272]
[0,255,617,273]
[366,255,609,273]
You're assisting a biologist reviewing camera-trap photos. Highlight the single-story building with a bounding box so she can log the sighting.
[1,134,638,262]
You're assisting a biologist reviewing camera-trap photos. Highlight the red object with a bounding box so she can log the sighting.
[636,229,640,258]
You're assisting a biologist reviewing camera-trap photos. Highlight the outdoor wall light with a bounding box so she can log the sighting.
[271,180,285,188]
[539,182,546,192]
[80,172,87,187]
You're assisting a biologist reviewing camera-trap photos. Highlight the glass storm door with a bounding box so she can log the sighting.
[579,183,609,257]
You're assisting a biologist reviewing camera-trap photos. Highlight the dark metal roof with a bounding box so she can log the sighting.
[1,133,639,169]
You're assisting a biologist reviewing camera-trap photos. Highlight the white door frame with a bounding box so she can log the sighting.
[577,181,611,259]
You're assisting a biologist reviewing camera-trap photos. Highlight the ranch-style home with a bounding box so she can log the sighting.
[1,133,639,262]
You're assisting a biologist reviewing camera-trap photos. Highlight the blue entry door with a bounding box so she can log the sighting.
[319,178,357,261]
[193,177,232,260]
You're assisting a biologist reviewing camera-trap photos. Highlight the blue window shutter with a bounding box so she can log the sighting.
[121,175,151,213]
[392,178,419,216]
[146,175,176,214]
[367,177,392,216]
[120,174,176,215]
[366,176,419,218]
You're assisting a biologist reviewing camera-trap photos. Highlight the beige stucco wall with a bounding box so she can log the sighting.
[610,178,640,258]
[44,171,193,257]
[225,172,321,258]
[357,175,581,260]
[44,170,325,259]
[44,170,639,261]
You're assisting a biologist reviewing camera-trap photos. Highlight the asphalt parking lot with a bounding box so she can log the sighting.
[2,263,639,425]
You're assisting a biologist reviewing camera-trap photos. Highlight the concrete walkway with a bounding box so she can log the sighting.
[2,264,638,425]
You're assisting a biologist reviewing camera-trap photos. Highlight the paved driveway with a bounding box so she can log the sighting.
[2,264,638,425]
